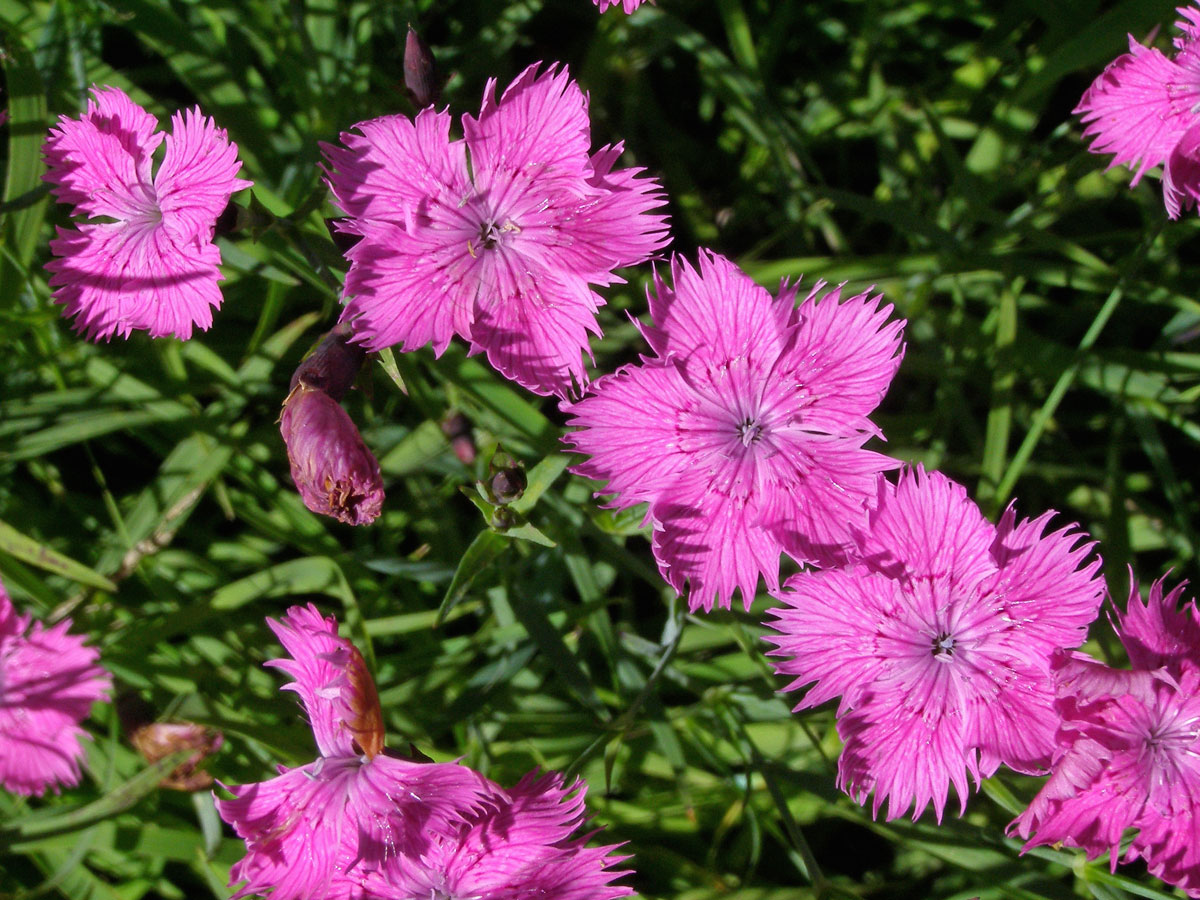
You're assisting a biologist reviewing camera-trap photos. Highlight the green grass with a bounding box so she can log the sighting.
[2,0,1198,898]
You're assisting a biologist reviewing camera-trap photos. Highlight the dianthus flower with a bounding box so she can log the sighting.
[564,250,904,611]
[42,85,250,339]
[766,468,1104,821]
[0,579,111,796]
[363,770,633,900]
[323,63,669,398]
[1075,3,1200,217]
[594,0,647,12]
[1011,576,1200,897]
[215,605,491,900]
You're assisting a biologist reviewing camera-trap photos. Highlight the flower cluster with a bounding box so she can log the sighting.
[324,63,669,398]
[565,250,904,611]
[28,15,1200,900]
[42,86,250,340]
[0,579,110,797]
[1012,576,1200,895]
[1074,3,1200,217]
[216,606,631,900]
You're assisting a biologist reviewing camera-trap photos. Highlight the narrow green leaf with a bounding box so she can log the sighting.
[437,529,508,625]
[0,751,192,851]
[210,557,354,611]
[0,518,116,591]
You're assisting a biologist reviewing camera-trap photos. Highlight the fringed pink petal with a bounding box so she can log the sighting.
[789,283,905,426]
[650,469,783,611]
[463,63,592,183]
[156,106,251,245]
[988,504,1104,654]
[837,691,973,823]
[563,362,695,506]
[47,222,225,341]
[1118,573,1200,672]
[765,567,899,711]
[0,585,110,796]
[265,605,359,758]
[1076,36,1200,185]
[643,251,793,366]
[468,264,601,398]
[858,467,997,586]
[42,84,161,220]
[323,109,468,227]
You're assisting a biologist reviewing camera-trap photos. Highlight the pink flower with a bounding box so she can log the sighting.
[364,770,633,900]
[323,63,669,398]
[1074,4,1200,217]
[563,250,904,612]
[280,384,384,526]
[594,0,647,12]
[0,579,111,796]
[1011,576,1200,897]
[215,605,491,900]
[766,468,1104,821]
[42,85,250,340]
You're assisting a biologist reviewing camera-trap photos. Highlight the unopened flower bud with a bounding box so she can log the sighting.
[441,410,476,465]
[291,323,367,401]
[490,466,526,504]
[487,449,526,504]
[404,26,439,108]
[281,385,384,526]
[490,506,516,531]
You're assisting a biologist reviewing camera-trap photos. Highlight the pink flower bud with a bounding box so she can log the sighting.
[281,385,384,525]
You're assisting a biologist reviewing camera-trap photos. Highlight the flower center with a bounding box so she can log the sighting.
[1146,716,1199,754]
[931,632,956,662]
[738,418,765,447]
[470,218,520,257]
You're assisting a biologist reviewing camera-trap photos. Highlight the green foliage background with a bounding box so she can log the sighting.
[1,0,1197,897]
